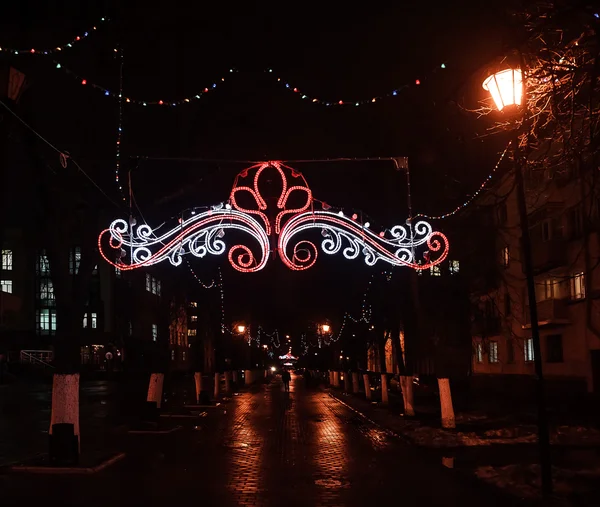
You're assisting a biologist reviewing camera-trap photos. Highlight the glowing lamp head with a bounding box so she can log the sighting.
[262,344,268,349]
[482,69,523,111]
[270,366,276,372]
[237,325,246,334]
[322,324,331,333]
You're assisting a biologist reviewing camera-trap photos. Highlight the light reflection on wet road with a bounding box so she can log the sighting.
[0,375,518,507]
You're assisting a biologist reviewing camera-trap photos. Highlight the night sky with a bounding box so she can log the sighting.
[2,1,513,334]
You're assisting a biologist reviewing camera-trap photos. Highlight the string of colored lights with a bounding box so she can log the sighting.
[0,18,108,54]
[52,60,234,106]
[50,61,449,108]
[185,259,216,289]
[115,46,125,200]
[414,141,511,220]
[218,267,225,335]
[268,62,447,107]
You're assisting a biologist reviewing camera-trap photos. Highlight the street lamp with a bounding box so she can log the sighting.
[483,67,553,496]
[237,325,246,334]
[321,324,330,333]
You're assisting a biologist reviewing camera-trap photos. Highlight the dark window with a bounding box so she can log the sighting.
[546,334,563,363]
[506,339,515,364]
[504,293,511,316]
[497,203,508,225]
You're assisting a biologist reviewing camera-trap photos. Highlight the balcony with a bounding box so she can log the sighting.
[529,239,567,274]
[524,298,569,327]
[471,316,501,337]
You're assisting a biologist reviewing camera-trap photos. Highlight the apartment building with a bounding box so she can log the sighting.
[469,166,600,393]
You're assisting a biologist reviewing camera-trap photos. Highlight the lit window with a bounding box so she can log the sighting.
[145,274,161,296]
[69,247,81,274]
[39,279,55,302]
[1,280,12,293]
[171,350,175,361]
[83,312,98,329]
[189,301,198,308]
[543,279,556,300]
[182,351,186,361]
[570,273,585,300]
[489,341,499,363]
[524,338,534,362]
[501,246,510,267]
[128,321,133,336]
[152,324,158,341]
[449,260,460,274]
[190,315,198,322]
[188,329,197,336]
[36,308,57,335]
[37,250,50,275]
[1,249,12,270]
[430,265,441,277]
[476,343,483,363]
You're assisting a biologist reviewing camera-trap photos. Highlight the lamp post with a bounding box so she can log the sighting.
[483,67,553,496]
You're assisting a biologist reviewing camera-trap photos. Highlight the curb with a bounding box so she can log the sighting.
[9,452,126,475]
[128,425,182,434]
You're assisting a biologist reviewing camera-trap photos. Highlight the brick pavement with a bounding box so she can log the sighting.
[0,375,528,507]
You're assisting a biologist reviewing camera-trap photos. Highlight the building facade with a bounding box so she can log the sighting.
[469,167,600,393]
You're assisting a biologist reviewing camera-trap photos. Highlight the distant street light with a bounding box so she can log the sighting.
[483,66,552,496]
[262,344,268,349]
[322,324,330,333]
[237,325,246,334]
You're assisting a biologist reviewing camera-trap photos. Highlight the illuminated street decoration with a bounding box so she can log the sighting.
[98,161,449,272]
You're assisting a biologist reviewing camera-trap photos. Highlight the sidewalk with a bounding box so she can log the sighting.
[327,386,600,505]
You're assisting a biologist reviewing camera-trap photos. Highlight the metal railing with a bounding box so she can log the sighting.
[20,350,55,369]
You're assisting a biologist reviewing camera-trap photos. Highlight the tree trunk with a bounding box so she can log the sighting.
[363,373,372,400]
[400,375,415,416]
[352,371,360,393]
[214,372,221,398]
[49,373,80,449]
[147,373,164,409]
[438,378,456,429]
[224,370,232,393]
[194,371,202,403]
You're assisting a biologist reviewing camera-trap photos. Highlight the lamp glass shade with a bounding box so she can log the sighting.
[482,69,523,111]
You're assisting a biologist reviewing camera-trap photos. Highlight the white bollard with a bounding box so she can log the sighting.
[232,370,238,383]
[245,369,252,385]
[333,371,340,387]
[438,378,456,429]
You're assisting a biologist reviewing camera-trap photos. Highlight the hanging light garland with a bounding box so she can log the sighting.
[218,267,226,335]
[0,18,108,55]
[268,62,447,106]
[186,259,216,289]
[50,61,449,108]
[53,60,235,106]
[115,46,126,200]
[414,141,511,220]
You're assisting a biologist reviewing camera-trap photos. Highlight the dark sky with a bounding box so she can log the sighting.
[1,1,513,335]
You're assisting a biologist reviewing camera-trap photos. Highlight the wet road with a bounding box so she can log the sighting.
[1,375,517,507]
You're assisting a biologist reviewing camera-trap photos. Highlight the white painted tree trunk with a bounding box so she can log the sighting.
[363,374,372,400]
[352,372,360,393]
[245,369,252,385]
[344,372,352,392]
[333,371,340,387]
[214,372,221,398]
[232,370,238,383]
[380,374,389,404]
[147,373,164,409]
[49,373,80,449]
[224,371,232,393]
[400,375,415,416]
[194,372,203,403]
[329,371,334,385]
[438,378,456,429]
